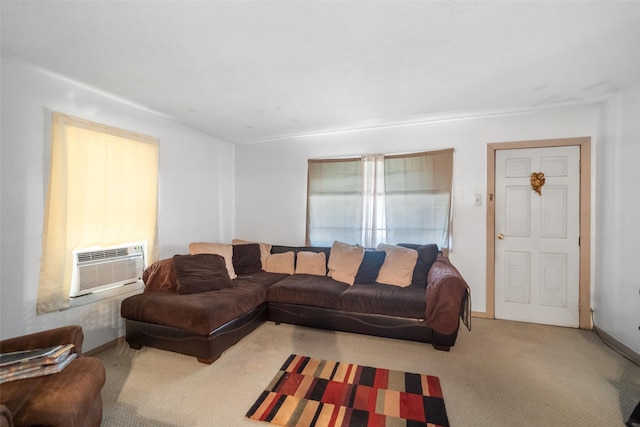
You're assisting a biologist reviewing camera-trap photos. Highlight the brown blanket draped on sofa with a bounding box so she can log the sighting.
[424,257,471,335]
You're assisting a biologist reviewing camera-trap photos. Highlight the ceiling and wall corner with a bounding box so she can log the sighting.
[594,84,640,356]
[1,1,639,144]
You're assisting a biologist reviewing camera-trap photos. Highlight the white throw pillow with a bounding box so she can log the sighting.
[375,243,418,287]
[264,252,295,275]
[327,241,364,285]
[295,251,327,276]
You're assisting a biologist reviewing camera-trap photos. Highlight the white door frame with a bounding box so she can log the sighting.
[486,137,591,329]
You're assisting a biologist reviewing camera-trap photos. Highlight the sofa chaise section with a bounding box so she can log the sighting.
[121,268,288,363]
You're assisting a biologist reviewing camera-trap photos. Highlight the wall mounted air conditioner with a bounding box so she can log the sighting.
[70,243,145,298]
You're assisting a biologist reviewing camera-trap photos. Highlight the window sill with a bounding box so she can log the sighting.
[69,280,144,307]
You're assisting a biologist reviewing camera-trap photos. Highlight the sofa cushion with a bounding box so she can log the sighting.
[295,251,327,276]
[121,274,285,335]
[270,245,332,271]
[142,258,178,293]
[398,243,439,288]
[235,271,290,289]
[375,243,418,287]
[340,283,426,318]
[232,239,273,270]
[189,242,237,279]
[268,274,348,310]
[354,250,386,284]
[232,243,263,275]
[265,252,295,274]
[173,254,233,294]
[327,241,364,285]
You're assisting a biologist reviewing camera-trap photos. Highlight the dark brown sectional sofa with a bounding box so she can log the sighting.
[121,243,471,364]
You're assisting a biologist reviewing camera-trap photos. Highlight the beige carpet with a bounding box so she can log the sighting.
[97,318,640,426]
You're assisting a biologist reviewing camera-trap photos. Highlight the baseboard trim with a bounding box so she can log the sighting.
[85,336,124,357]
[471,311,492,319]
[594,326,640,367]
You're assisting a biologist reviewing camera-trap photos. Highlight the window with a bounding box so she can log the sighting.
[37,113,159,314]
[306,149,453,249]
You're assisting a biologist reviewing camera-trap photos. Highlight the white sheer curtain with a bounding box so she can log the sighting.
[361,154,386,248]
[37,113,159,314]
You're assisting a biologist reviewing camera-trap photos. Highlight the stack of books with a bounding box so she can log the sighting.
[0,344,77,384]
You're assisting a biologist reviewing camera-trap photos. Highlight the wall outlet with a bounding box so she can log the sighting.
[473,194,482,206]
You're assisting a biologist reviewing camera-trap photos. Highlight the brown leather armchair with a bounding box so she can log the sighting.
[0,325,105,427]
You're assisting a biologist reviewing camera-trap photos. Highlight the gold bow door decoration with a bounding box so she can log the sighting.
[530,172,545,195]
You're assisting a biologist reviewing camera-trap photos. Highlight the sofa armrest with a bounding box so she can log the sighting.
[0,405,13,427]
[424,257,471,336]
[0,325,84,356]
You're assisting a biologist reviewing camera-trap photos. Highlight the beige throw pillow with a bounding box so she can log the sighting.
[265,252,295,274]
[295,251,327,276]
[232,239,273,270]
[327,241,364,285]
[188,242,237,279]
[375,243,418,287]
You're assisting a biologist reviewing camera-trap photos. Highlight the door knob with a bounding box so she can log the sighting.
[497,233,505,240]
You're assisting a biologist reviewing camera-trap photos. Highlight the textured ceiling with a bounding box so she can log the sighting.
[2,1,640,144]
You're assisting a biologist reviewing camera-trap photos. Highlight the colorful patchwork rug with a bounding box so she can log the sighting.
[246,354,449,427]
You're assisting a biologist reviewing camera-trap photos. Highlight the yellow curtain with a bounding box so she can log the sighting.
[37,113,159,314]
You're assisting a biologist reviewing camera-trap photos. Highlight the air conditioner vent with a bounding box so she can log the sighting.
[77,248,130,263]
[71,243,145,297]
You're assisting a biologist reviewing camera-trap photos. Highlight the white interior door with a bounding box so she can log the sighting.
[495,146,580,327]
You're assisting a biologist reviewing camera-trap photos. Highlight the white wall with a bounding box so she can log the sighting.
[0,58,235,350]
[235,106,600,314]
[595,84,640,355]
[4,51,636,355]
